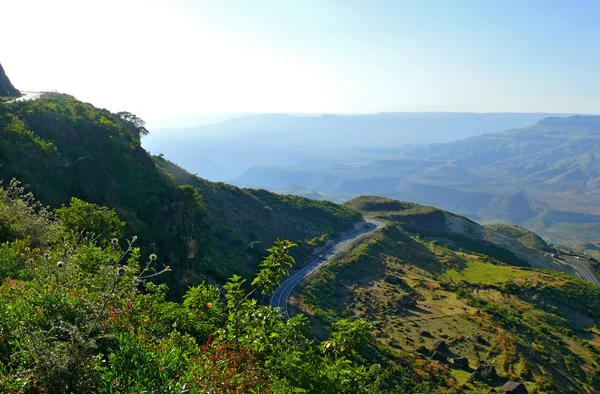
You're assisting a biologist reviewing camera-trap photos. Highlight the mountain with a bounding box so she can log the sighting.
[296,196,600,393]
[143,112,574,181]
[0,93,361,296]
[2,90,599,391]
[0,63,20,98]
[236,115,600,249]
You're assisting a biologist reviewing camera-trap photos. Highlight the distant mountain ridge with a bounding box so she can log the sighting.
[235,115,600,250]
[0,63,20,97]
[143,112,575,181]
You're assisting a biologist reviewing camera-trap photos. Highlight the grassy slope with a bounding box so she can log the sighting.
[486,223,553,252]
[0,93,361,295]
[297,197,600,393]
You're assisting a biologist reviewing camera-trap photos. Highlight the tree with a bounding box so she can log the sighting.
[116,111,149,139]
[56,197,125,244]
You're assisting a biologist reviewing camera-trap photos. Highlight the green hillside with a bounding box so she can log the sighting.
[0,93,361,295]
[0,180,405,393]
[0,63,20,99]
[297,197,600,393]
[486,224,554,252]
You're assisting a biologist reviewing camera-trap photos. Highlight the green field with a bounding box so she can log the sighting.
[443,260,534,284]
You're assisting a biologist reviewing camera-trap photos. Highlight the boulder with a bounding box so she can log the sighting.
[473,334,489,345]
[416,345,429,355]
[431,351,447,362]
[469,363,498,382]
[501,380,528,394]
[420,330,433,338]
[433,340,448,352]
[453,357,469,370]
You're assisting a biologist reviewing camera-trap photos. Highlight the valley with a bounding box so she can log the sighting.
[230,115,600,253]
[1,58,600,392]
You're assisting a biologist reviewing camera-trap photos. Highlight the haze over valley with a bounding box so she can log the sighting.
[143,112,600,253]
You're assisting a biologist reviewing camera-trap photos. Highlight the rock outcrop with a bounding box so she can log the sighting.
[0,63,20,97]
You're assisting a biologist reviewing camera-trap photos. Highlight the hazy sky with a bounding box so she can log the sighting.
[3,0,599,124]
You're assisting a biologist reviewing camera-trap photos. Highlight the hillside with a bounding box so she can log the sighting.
[0,179,405,393]
[0,63,20,98]
[486,224,554,252]
[296,196,600,393]
[235,115,600,251]
[0,93,361,296]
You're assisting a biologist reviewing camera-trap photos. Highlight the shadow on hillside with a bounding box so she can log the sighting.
[387,225,471,274]
[403,306,434,318]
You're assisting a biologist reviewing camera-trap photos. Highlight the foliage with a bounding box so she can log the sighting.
[56,197,125,244]
[252,239,297,295]
[116,111,149,139]
[0,94,361,297]
[0,186,388,393]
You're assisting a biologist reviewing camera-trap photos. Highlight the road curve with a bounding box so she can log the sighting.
[270,218,384,318]
[562,256,600,287]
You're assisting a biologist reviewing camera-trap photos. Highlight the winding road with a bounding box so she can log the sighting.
[270,218,383,317]
[561,256,600,286]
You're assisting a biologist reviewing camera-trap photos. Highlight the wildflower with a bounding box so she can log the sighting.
[56,261,65,268]
[111,238,119,246]
[206,302,213,309]
[132,236,138,242]
[117,267,126,276]
[149,253,157,261]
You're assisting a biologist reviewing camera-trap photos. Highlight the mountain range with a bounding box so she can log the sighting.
[233,115,600,253]
[142,112,575,181]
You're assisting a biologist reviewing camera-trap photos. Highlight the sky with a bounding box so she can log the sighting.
[2,0,600,125]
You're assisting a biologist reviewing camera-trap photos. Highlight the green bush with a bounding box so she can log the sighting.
[0,186,393,393]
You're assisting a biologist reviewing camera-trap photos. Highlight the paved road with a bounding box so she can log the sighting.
[561,256,600,286]
[270,218,384,318]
